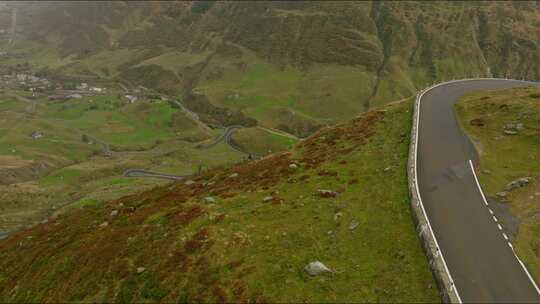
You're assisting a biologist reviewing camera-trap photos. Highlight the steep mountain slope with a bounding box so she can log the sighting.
[1,1,539,136]
[0,99,440,302]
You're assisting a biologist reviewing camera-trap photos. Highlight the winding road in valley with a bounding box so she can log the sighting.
[416,79,540,302]
[123,126,253,181]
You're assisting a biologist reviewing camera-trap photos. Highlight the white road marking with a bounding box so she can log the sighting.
[488,209,494,215]
[468,159,540,295]
[503,233,509,240]
[492,216,498,222]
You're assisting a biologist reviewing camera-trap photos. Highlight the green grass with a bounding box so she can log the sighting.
[43,96,190,149]
[39,168,82,186]
[231,127,298,156]
[455,86,540,282]
[0,98,439,303]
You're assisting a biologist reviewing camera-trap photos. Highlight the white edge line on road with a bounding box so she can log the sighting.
[468,159,540,295]
[414,82,463,303]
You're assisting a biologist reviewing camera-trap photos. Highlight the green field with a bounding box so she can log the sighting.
[456,86,540,281]
[0,91,247,238]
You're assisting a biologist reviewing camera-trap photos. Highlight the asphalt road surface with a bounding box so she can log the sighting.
[417,79,540,303]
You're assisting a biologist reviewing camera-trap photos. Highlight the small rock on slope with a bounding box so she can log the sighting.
[304,261,332,276]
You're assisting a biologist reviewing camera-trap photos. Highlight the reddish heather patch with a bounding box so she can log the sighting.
[226,259,244,270]
[184,228,213,254]
[166,250,192,272]
[214,214,226,223]
[232,280,247,302]
[212,285,228,303]
[171,206,206,226]
[317,169,338,177]
[236,265,256,278]
[299,110,384,168]
[219,192,237,199]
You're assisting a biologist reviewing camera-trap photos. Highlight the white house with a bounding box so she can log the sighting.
[90,87,103,93]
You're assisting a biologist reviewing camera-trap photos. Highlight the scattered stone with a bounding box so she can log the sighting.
[535,192,540,196]
[110,210,118,217]
[503,122,523,135]
[289,163,298,170]
[185,180,195,185]
[204,197,217,204]
[229,173,239,178]
[349,220,360,231]
[496,191,509,199]
[505,177,531,191]
[333,212,343,221]
[136,267,145,274]
[470,118,485,126]
[317,189,338,198]
[304,261,332,276]
[383,167,391,172]
[483,170,492,175]
[99,221,109,228]
[262,196,273,203]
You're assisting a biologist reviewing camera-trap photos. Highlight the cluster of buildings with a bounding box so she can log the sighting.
[75,82,105,93]
[0,73,51,93]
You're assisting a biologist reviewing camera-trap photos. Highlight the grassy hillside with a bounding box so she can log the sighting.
[455,86,540,281]
[1,1,539,137]
[0,98,440,302]
[0,91,250,239]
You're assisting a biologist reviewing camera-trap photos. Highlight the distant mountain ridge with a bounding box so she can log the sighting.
[1,1,539,134]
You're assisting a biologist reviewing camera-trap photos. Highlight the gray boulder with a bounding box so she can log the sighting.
[504,130,518,135]
[304,261,332,276]
[505,177,531,191]
[317,189,338,198]
[204,197,217,204]
[349,220,360,231]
